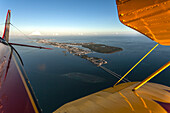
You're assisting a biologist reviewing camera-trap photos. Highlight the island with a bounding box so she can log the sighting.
[37,39,123,66]
[82,44,123,54]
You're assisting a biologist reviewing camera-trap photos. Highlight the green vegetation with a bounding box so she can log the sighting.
[82,44,123,53]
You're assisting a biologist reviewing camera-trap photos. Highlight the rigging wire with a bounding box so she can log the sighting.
[9,23,131,84]
[10,23,33,39]
[113,44,159,86]
[9,23,50,53]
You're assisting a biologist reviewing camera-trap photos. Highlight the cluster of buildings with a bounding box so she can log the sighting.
[82,56,107,66]
[37,39,108,66]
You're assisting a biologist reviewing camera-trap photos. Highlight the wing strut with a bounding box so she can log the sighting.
[133,61,170,91]
[114,44,159,86]
[2,10,11,42]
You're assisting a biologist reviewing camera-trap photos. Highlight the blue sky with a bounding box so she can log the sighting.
[0,0,136,36]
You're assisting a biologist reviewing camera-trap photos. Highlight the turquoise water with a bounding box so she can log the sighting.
[10,35,170,113]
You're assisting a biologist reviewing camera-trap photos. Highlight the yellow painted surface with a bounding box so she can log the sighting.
[13,55,39,113]
[54,82,170,113]
[116,0,170,46]
[114,44,158,86]
[133,61,170,90]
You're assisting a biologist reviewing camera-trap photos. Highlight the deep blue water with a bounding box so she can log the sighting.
[10,35,170,113]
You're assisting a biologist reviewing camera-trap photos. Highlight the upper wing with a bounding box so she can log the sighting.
[116,0,170,46]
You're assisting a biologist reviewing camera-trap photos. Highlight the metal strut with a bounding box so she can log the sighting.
[133,61,170,91]
[113,44,159,87]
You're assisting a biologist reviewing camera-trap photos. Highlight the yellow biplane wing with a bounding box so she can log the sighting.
[116,0,170,46]
[53,0,170,113]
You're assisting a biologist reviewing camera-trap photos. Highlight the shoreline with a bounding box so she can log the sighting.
[37,39,123,66]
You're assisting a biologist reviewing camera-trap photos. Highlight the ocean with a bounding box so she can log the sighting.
[10,35,170,113]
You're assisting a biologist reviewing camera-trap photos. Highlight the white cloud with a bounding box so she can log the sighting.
[112,32,119,35]
[78,33,84,36]
[55,33,59,36]
[30,31,41,36]
[94,33,98,35]
[52,33,59,36]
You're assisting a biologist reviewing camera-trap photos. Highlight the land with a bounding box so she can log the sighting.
[81,55,107,66]
[82,44,123,53]
[37,39,123,66]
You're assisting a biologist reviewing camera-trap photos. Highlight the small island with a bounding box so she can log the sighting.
[37,39,123,66]
[82,43,123,54]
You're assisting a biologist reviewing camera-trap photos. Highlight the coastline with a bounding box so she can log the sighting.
[37,39,123,66]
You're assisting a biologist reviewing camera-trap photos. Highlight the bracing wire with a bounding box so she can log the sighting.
[114,44,159,86]
[9,22,132,84]
[9,23,48,53]
[10,23,33,39]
